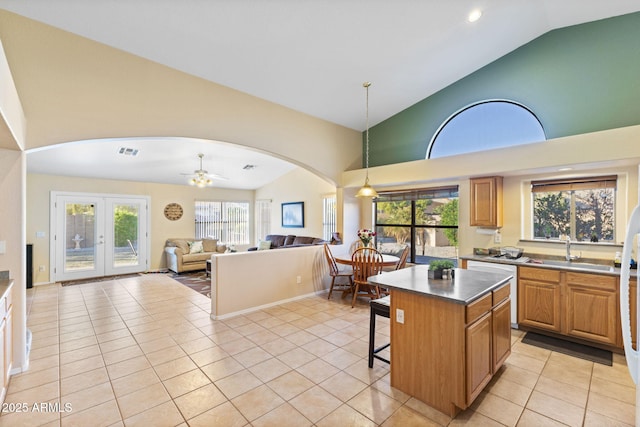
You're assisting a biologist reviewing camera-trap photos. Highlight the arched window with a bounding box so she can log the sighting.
[427,100,545,159]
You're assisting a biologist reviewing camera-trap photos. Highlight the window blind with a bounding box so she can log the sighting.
[195,201,250,244]
[531,175,617,193]
[255,199,271,244]
[375,186,459,202]
[322,195,337,241]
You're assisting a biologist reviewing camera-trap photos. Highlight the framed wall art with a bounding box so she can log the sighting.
[282,202,304,228]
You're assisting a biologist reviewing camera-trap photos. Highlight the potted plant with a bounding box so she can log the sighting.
[428,259,455,279]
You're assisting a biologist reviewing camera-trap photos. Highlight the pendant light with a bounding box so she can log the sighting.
[356,82,378,198]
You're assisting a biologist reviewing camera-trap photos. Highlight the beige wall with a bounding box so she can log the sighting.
[27,173,255,283]
[0,39,25,151]
[254,168,336,240]
[0,10,361,186]
[210,245,329,319]
[28,168,339,283]
[0,149,26,373]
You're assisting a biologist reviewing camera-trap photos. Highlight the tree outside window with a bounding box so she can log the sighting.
[532,176,615,242]
[374,187,458,264]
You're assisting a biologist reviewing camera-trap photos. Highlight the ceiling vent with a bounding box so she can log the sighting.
[118,147,139,156]
[242,164,257,170]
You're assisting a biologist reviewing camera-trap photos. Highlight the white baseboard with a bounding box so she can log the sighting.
[210,289,328,320]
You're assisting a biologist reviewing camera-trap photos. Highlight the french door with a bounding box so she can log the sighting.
[51,192,149,282]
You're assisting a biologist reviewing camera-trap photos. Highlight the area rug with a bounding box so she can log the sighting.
[61,273,141,286]
[168,270,211,298]
[522,332,612,366]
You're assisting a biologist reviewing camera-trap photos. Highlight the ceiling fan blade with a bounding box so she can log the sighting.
[207,173,229,181]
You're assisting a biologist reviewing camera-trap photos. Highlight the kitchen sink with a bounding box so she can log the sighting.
[529,259,614,272]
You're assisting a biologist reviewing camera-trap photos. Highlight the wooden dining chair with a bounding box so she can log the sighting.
[323,244,354,299]
[351,247,384,308]
[395,245,410,270]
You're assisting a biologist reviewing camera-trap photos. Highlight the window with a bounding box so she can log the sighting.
[374,187,458,265]
[255,199,271,244]
[195,201,250,245]
[322,195,337,242]
[532,176,616,242]
[428,100,546,159]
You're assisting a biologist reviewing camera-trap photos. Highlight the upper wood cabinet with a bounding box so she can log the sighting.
[470,176,503,227]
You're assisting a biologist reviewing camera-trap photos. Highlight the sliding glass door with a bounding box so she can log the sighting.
[374,187,459,265]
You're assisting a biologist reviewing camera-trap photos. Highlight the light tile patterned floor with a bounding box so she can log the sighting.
[0,273,636,426]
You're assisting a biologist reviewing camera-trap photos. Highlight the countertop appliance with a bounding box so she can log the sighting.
[466,260,518,328]
[620,203,640,423]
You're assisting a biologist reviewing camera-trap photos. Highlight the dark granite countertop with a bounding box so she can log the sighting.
[460,254,637,277]
[368,265,512,305]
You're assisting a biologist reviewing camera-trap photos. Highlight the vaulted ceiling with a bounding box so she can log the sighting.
[2,0,638,187]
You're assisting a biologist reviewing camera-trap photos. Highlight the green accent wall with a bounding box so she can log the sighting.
[367,12,640,167]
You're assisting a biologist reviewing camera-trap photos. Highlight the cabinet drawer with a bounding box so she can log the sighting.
[492,283,510,305]
[566,272,616,291]
[519,266,560,283]
[467,293,492,324]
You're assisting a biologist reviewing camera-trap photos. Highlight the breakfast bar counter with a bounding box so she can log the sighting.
[368,266,513,417]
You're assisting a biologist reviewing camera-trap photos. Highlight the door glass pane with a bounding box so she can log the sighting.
[375,196,458,266]
[113,203,139,267]
[415,226,458,266]
[375,225,411,255]
[65,203,96,271]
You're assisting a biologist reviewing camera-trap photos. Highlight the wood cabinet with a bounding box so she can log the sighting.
[492,298,512,371]
[391,282,511,417]
[466,311,492,403]
[518,266,562,332]
[0,283,13,404]
[566,272,617,345]
[470,176,503,227]
[518,266,622,348]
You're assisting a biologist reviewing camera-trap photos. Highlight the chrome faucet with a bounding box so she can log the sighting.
[566,236,580,261]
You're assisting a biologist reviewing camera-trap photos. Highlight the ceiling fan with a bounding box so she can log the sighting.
[181,153,228,187]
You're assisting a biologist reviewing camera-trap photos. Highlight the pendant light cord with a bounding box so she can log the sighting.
[364,82,371,180]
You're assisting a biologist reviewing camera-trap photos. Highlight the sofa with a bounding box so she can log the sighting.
[247,234,325,251]
[164,238,227,273]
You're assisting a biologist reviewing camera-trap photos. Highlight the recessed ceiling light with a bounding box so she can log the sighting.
[467,9,482,23]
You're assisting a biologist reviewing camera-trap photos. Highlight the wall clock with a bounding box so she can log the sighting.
[164,203,183,221]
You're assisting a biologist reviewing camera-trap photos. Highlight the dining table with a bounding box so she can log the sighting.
[335,253,400,267]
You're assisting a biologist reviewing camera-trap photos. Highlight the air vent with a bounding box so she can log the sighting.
[118,147,139,156]
[242,164,257,170]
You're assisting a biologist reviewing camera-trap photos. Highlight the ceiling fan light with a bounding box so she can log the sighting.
[186,153,217,188]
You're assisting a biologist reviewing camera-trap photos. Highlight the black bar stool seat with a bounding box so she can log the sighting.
[369,295,391,368]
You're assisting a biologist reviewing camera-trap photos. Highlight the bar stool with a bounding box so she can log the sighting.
[369,295,391,368]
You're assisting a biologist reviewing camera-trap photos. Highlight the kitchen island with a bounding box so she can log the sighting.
[368,266,512,417]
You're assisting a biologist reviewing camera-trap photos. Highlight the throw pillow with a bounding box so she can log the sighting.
[202,238,218,252]
[188,240,204,254]
[258,240,272,250]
